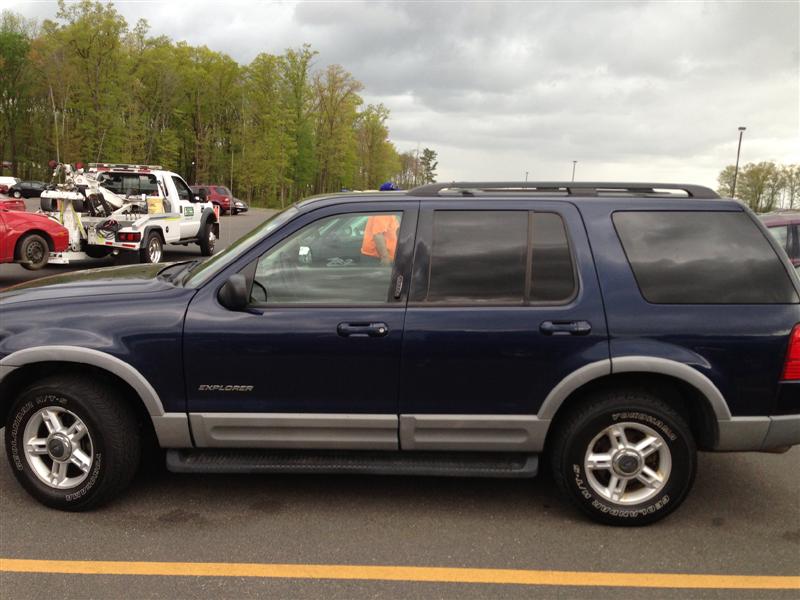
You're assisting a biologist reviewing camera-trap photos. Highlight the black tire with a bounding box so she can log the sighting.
[550,389,696,526]
[18,234,50,271]
[139,231,163,263]
[4,375,141,511]
[198,221,216,256]
[13,190,22,198]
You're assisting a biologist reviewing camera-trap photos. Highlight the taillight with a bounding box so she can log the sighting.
[783,324,800,380]
[117,232,141,242]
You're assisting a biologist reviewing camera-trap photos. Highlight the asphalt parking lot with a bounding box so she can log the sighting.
[1,202,798,598]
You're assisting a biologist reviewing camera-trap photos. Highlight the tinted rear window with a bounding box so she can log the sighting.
[427,211,528,303]
[425,211,576,304]
[613,211,798,304]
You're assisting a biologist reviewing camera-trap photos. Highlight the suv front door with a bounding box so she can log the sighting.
[399,201,609,451]
[183,202,418,449]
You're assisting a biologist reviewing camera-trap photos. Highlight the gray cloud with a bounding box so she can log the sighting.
[4,0,798,187]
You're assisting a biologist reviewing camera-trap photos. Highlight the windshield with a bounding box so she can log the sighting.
[185,206,299,287]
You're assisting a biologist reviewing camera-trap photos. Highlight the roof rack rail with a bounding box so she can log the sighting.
[408,182,720,199]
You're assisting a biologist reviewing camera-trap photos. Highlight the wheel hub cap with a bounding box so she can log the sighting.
[613,451,642,476]
[46,433,72,461]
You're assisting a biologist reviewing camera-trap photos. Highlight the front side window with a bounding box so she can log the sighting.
[614,211,798,304]
[251,212,402,305]
[215,186,229,195]
[424,211,576,304]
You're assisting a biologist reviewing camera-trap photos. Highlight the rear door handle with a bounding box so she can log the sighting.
[539,320,592,336]
[337,322,390,338]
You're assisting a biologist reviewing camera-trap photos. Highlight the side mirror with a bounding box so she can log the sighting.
[218,274,249,311]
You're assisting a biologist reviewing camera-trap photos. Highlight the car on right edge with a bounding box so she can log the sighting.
[760,211,799,269]
[0,181,797,526]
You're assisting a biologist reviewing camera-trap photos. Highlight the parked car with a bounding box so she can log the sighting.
[0,207,69,270]
[8,180,47,199]
[191,185,238,215]
[0,176,21,195]
[233,198,248,213]
[761,211,799,269]
[1,181,798,526]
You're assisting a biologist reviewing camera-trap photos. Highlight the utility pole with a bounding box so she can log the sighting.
[571,160,577,182]
[525,171,529,182]
[731,126,746,198]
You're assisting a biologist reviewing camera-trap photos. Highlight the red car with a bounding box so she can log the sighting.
[0,208,69,270]
[190,185,238,215]
[761,211,799,268]
[0,198,27,212]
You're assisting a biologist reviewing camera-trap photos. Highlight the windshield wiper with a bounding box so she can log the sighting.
[157,259,201,282]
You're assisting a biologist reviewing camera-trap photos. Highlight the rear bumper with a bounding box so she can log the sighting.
[716,415,800,451]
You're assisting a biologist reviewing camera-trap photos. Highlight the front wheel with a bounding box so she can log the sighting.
[4,375,141,511]
[13,190,22,198]
[139,231,163,263]
[198,222,216,256]
[18,234,50,270]
[550,390,696,526]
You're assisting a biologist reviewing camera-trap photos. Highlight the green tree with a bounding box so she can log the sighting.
[420,147,438,183]
[312,64,363,193]
[282,44,317,201]
[0,12,35,175]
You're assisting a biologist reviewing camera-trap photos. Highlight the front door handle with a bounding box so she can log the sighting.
[337,322,390,338]
[539,320,592,336]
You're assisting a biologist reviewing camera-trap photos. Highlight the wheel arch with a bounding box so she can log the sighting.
[0,347,191,448]
[142,225,166,244]
[13,230,55,259]
[539,358,727,451]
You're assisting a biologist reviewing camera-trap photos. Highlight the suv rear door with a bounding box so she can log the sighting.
[398,200,609,451]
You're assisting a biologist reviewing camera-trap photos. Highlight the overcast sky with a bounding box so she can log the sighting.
[5,0,799,187]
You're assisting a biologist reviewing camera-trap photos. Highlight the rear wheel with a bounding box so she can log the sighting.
[550,390,696,526]
[18,234,50,270]
[4,375,141,511]
[139,231,163,263]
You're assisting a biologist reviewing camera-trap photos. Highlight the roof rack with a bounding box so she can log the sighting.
[408,182,720,199]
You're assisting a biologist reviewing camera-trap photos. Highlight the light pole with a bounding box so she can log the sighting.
[571,160,577,182]
[524,171,529,183]
[731,126,746,198]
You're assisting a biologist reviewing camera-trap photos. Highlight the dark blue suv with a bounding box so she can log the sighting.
[1,182,798,525]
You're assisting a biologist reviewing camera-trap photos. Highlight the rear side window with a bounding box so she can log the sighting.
[425,211,576,304]
[613,211,798,304]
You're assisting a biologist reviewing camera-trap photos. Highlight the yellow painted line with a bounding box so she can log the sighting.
[1,559,798,590]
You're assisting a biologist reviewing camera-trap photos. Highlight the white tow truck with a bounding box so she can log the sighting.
[39,163,219,264]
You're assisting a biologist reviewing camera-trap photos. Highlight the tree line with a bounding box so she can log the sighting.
[717,162,799,213]
[0,1,438,207]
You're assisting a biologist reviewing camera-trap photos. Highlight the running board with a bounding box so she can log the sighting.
[166,449,539,478]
